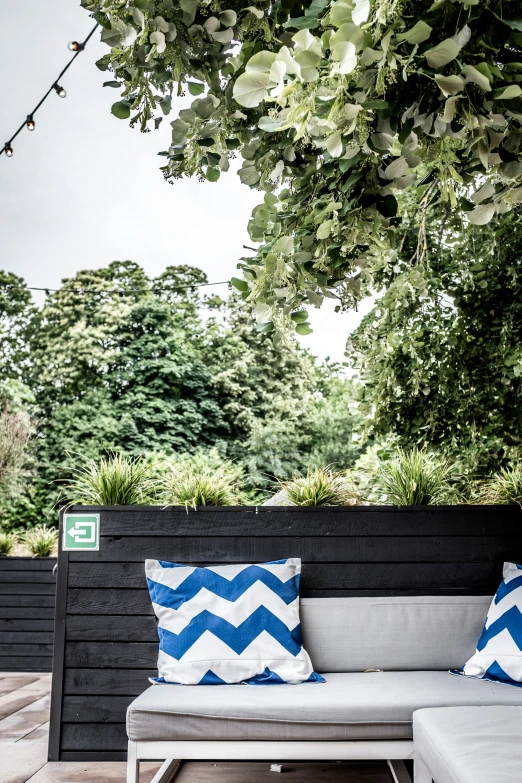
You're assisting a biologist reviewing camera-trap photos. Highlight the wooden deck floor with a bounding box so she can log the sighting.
[0,673,409,783]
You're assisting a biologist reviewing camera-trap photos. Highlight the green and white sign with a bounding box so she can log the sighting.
[63,513,100,551]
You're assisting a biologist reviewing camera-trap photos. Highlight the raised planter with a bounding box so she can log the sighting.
[0,556,57,672]
[49,504,522,762]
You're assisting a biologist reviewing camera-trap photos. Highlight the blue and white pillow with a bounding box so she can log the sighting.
[452,562,522,687]
[145,557,324,686]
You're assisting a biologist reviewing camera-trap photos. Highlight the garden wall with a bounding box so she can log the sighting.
[0,556,57,672]
[49,504,522,761]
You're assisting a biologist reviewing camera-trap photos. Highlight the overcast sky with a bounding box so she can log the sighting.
[0,1,372,363]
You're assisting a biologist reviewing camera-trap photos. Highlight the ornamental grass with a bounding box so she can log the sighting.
[161,462,241,507]
[478,465,522,505]
[370,447,455,505]
[61,453,155,506]
[278,467,361,506]
[0,531,18,556]
[23,525,58,557]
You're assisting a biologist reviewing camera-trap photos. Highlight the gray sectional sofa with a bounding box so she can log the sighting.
[126,596,522,782]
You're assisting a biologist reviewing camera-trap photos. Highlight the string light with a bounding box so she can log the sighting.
[53,83,67,98]
[0,280,231,295]
[1,23,98,158]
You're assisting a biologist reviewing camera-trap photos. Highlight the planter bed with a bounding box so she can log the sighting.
[49,504,522,762]
[0,556,57,672]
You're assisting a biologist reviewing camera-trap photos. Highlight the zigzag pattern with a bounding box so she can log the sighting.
[477,604,522,651]
[158,606,303,660]
[494,574,522,604]
[145,558,321,686]
[456,562,522,688]
[147,566,300,609]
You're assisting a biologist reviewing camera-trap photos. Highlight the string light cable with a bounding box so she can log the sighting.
[1,23,99,157]
[0,280,232,296]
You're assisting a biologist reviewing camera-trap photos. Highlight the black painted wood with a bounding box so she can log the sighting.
[0,556,56,672]
[49,504,522,761]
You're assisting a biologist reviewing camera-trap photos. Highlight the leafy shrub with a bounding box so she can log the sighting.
[278,467,361,507]
[0,531,18,556]
[23,525,58,557]
[161,461,240,507]
[478,465,522,505]
[369,448,455,505]
[62,453,154,505]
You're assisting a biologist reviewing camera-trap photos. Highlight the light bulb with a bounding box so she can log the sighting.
[54,83,67,98]
[5,142,13,157]
[26,115,35,131]
[68,40,84,52]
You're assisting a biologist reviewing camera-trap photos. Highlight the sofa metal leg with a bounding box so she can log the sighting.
[127,741,140,783]
[150,759,182,783]
[414,755,432,783]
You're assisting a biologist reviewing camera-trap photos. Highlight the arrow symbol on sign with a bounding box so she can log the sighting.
[68,521,96,543]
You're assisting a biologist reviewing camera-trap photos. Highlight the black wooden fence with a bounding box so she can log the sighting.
[0,556,57,672]
[49,504,522,761]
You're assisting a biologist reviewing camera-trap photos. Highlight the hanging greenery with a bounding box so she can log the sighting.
[82,0,522,332]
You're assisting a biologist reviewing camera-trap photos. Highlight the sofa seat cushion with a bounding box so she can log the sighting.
[413,706,522,783]
[127,671,522,742]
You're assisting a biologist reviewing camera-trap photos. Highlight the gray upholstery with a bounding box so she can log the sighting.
[300,596,491,672]
[413,706,522,783]
[127,671,522,742]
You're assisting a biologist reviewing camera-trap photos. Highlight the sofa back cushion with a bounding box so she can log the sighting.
[301,596,491,672]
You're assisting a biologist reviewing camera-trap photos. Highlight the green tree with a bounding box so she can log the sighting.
[350,208,522,472]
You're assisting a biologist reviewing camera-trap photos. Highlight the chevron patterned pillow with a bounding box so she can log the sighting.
[452,562,522,687]
[145,557,325,685]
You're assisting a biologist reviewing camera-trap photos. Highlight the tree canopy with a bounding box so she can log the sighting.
[0,262,361,528]
[83,0,522,332]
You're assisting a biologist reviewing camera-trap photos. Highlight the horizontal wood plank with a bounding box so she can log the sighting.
[0,570,56,583]
[0,656,52,671]
[0,642,54,657]
[0,619,55,632]
[0,595,56,608]
[0,607,56,619]
[61,722,128,751]
[64,504,522,538]
[66,615,158,642]
[0,558,56,571]
[66,642,156,668]
[67,535,522,567]
[0,631,53,645]
[64,668,156,696]
[62,694,132,723]
[60,751,128,761]
[0,582,56,596]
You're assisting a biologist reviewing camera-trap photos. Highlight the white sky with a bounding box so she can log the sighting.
[0,0,373,364]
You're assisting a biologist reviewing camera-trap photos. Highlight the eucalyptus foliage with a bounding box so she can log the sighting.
[83,0,522,331]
